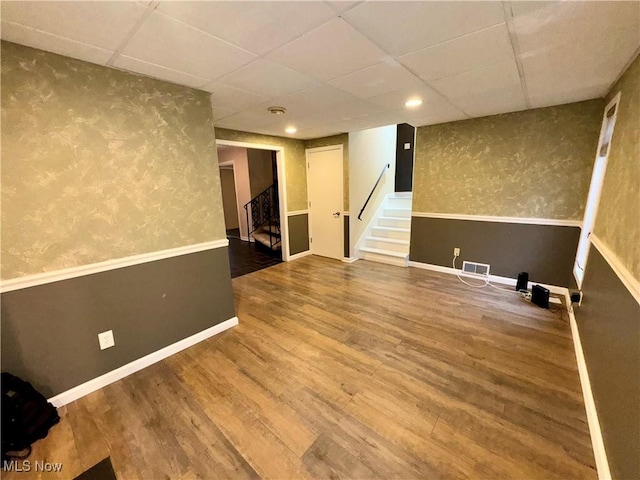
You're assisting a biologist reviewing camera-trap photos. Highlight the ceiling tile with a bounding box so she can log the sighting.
[323,1,364,14]
[342,1,505,56]
[113,55,209,89]
[272,84,360,112]
[522,26,639,108]
[0,20,113,65]
[267,18,388,81]
[366,84,450,111]
[512,1,640,56]
[156,1,336,56]
[329,59,424,99]
[206,83,269,116]
[215,102,282,131]
[430,60,526,117]
[215,59,316,98]
[398,23,514,82]
[120,11,256,81]
[0,1,149,51]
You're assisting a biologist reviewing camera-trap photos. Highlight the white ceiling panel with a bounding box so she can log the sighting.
[1,20,114,65]
[207,83,268,117]
[1,0,637,138]
[398,23,514,82]
[215,59,315,98]
[0,1,149,51]
[329,59,424,99]
[113,55,209,90]
[156,1,336,56]
[512,1,640,56]
[267,18,388,81]
[342,1,505,56]
[121,11,256,81]
[430,59,526,117]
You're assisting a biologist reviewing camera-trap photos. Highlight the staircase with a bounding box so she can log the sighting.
[244,184,281,251]
[359,193,411,267]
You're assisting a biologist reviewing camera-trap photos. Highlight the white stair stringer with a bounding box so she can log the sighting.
[356,193,412,267]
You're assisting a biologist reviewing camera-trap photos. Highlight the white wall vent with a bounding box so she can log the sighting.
[462,261,490,277]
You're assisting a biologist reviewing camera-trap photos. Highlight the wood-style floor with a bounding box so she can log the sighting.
[5,256,596,479]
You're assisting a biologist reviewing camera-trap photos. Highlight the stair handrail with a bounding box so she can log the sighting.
[243,184,280,249]
[357,163,390,221]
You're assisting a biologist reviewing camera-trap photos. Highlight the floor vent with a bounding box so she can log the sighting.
[462,261,490,276]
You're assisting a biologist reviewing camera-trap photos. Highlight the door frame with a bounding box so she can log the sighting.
[215,139,290,261]
[573,91,621,288]
[305,144,344,260]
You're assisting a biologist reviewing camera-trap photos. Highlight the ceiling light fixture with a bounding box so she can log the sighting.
[405,98,423,108]
[268,106,287,115]
[285,126,297,134]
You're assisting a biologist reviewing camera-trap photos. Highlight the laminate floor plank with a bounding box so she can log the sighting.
[13,256,596,479]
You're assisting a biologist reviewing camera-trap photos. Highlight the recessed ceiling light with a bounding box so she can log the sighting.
[405,98,423,108]
[267,106,287,115]
[285,126,297,134]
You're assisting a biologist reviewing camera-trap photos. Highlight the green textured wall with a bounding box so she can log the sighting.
[595,54,640,281]
[305,134,349,211]
[1,42,225,280]
[413,100,604,219]
[214,128,307,211]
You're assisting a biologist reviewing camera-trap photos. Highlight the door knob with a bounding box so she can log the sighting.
[333,212,341,218]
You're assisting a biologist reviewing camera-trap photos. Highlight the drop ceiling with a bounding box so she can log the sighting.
[2,1,639,139]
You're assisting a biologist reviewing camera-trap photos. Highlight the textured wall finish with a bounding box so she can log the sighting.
[214,128,307,212]
[413,100,603,219]
[594,54,640,281]
[1,42,225,280]
[304,134,349,211]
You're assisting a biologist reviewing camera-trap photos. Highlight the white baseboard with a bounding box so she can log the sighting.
[566,299,611,480]
[408,259,610,479]
[342,257,358,263]
[48,316,238,407]
[288,250,312,261]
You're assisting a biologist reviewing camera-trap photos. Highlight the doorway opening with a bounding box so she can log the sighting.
[217,143,285,277]
[573,92,621,288]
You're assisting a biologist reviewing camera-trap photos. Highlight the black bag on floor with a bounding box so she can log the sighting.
[1,372,60,464]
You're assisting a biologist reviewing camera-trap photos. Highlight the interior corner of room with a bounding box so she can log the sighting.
[0,2,639,478]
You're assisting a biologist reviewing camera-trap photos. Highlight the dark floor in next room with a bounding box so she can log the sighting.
[227,235,281,278]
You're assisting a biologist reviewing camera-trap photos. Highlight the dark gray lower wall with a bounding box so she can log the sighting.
[576,247,640,480]
[1,247,235,397]
[288,213,309,256]
[344,214,350,258]
[410,217,580,286]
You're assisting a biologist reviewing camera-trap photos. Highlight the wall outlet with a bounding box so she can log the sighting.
[404,142,411,150]
[98,330,115,350]
[453,247,460,256]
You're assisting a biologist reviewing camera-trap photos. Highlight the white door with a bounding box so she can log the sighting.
[573,92,620,287]
[307,146,343,259]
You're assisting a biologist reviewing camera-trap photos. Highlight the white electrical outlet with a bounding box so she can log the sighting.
[404,142,411,150]
[454,247,460,256]
[98,330,115,350]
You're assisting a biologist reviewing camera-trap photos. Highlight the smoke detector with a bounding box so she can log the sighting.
[267,106,287,115]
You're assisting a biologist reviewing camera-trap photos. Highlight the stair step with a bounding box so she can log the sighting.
[367,236,409,245]
[377,216,411,228]
[372,226,410,240]
[261,224,280,234]
[251,232,281,250]
[383,208,411,218]
[359,246,408,258]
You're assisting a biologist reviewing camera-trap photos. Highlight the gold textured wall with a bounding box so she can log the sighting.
[595,54,640,281]
[214,128,307,212]
[413,100,604,219]
[304,134,349,211]
[1,42,225,280]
